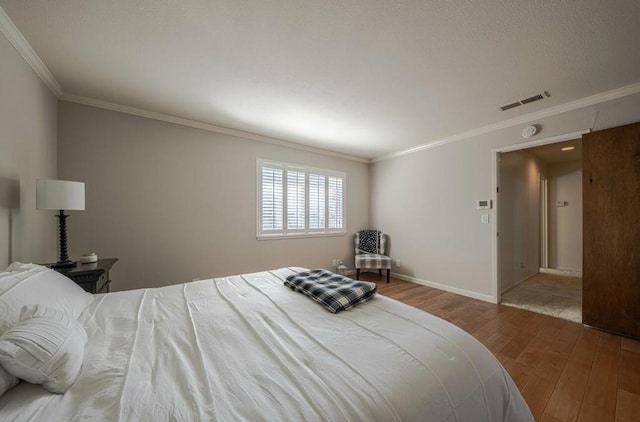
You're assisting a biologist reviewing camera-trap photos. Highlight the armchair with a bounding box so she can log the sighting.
[354,230,391,283]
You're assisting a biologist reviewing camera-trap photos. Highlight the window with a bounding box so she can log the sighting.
[257,159,346,238]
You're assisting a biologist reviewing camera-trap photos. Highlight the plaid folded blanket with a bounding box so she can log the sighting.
[285,269,377,314]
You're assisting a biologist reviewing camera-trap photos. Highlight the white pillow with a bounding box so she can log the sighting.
[0,305,87,394]
[0,262,45,294]
[0,263,93,334]
[0,365,18,396]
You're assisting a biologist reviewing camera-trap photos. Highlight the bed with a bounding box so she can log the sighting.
[0,265,533,421]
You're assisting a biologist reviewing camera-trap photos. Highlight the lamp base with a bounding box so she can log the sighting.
[50,260,76,269]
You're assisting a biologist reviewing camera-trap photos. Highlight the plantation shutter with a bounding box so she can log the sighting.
[258,159,345,238]
[287,170,305,230]
[308,173,326,229]
[328,176,343,229]
[261,165,283,231]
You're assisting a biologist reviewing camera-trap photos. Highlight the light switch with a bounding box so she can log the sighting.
[481,214,489,224]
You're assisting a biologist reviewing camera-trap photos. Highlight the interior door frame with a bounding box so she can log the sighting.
[491,129,589,303]
[539,175,548,269]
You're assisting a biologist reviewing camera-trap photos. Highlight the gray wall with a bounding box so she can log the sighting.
[499,150,546,292]
[548,160,582,271]
[0,32,58,269]
[371,92,640,302]
[58,101,370,291]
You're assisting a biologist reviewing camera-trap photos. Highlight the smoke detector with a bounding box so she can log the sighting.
[521,125,538,138]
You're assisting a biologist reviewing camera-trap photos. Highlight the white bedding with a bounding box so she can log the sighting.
[0,268,533,421]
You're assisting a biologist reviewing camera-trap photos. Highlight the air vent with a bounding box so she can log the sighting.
[500,91,550,111]
[500,102,521,111]
[520,94,544,104]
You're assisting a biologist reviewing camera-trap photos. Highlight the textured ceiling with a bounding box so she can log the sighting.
[2,1,640,159]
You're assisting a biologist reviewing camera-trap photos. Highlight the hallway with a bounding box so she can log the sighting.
[501,271,582,323]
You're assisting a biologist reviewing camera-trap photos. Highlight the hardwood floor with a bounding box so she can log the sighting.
[360,273,640,422]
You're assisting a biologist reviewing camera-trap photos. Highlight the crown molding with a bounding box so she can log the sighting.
[0,6,63,97]
[61,94,370,163]
[4,3,640,165]
[373,81,640,163]
[1,5,367,163]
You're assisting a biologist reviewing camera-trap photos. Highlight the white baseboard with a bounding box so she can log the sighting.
[390,272,495,303]
[540,267,582,277]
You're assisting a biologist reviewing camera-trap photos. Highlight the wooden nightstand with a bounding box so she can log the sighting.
[46,258,118,294]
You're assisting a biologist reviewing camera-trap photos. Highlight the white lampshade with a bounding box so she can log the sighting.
[36,180,85,211]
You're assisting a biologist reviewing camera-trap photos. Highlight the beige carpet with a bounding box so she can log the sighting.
[501,272,582,323]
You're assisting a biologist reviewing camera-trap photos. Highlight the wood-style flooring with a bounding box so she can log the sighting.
[360,273,640,422]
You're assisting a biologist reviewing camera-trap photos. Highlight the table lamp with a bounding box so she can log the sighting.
[36,179,85,268]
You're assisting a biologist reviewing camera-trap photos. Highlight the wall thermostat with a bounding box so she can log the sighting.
[476,200,492,210]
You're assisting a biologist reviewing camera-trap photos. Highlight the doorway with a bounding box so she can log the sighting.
[539,175,548,269]
[493,131,585,323]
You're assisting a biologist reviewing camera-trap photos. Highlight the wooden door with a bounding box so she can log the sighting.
[583,122,640,339]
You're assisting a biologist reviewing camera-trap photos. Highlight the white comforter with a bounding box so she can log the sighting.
[0,268,533,421]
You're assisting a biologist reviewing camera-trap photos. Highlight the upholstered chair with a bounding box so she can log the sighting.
[354,230,391,283]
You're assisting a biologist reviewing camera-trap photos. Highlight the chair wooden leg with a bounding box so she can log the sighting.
[356,269,360,280]
[378,269,382,276]
[386,269,390,283]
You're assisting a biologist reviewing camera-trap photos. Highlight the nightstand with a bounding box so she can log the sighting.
[46,258,118,294]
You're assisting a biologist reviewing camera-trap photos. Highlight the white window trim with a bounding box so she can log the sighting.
[257,158,347,240]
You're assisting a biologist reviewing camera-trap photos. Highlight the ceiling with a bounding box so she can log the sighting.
[1,1,639,159]
[528,139,582,164]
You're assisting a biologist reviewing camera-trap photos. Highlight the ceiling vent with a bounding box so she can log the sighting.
[500,101,521,111]
[500,91,550,111]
